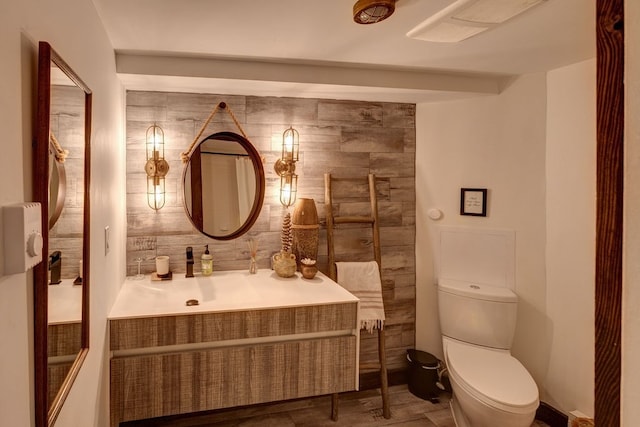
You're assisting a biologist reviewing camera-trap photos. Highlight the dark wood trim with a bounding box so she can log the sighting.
[535,402,569,427]
[190,144,203,230]
[34,40,52,427]
[82,89,92,362]
[35,41,92,427]
[595,0,624,426]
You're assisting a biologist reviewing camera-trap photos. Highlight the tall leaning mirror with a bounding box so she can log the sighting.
[34,41,92,427]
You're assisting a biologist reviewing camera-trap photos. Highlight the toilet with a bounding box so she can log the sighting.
[438,278,539,427]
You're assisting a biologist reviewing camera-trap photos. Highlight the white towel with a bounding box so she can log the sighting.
[335,261,385,333]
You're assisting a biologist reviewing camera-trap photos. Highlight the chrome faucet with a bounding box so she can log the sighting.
[49,251,62,285]
[185,246,194,278]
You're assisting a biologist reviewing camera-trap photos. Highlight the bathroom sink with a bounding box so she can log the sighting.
[109,269,358,320]
[48,279,82,324]
[108,268,361,426]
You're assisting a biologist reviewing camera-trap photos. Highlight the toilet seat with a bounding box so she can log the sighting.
[445,339,539,414]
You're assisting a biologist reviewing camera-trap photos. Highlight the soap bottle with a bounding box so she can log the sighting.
[201,244,213,276]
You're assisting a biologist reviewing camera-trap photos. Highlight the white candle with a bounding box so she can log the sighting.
[156,256,170,275]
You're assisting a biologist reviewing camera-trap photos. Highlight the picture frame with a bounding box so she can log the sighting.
[460,188,487,217]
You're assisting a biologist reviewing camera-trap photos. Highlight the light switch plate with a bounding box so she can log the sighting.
[104,225,110,255]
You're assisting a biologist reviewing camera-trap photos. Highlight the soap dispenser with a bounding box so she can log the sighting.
[201,244,213,276]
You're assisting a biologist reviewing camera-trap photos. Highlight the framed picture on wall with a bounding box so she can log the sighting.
[460,188,487,216]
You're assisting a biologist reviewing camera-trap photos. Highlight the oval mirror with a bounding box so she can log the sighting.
[48,143,66,230]
[183,131,265,240]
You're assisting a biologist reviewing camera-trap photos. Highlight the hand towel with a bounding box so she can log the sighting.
[335,261,385,333]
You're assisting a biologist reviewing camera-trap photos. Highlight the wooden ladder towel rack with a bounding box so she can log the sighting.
[324,173,390,421]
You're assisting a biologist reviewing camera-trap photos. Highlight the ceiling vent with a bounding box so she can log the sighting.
[406,0,547,43]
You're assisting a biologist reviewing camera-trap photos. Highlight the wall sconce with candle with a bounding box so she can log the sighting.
[274,126,299,207]
[144,124,170,210]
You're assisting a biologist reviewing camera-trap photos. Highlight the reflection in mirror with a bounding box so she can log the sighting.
[48,143,66,230]
[183,132,265,240]
[47,72,85,408]
[35,41,91,427]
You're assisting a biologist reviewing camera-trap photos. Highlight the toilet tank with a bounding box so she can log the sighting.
[438,279,518,350]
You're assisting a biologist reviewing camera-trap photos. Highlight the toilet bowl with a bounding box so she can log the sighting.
[437,278,539,427]
[435,228,537,426]
[443,337,539,427]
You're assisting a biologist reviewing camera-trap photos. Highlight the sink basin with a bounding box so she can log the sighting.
[109,268,359,320]
[48,279,82,324]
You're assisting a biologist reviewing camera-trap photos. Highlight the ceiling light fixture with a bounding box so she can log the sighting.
[407,0,547,43]
[353,0,396,24]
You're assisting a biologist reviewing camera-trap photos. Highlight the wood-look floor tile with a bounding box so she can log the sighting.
[424,407,457,427]
[143,385,443,427]
[121,384,549,427]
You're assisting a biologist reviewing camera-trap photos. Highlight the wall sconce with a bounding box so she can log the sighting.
[144,124,170,210]
[274,126,299,207]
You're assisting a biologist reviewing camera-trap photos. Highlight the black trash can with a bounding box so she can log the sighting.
[406,349,441,403]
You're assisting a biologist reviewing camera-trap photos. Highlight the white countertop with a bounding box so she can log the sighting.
[108,269,359,320]
[48,279,83,325]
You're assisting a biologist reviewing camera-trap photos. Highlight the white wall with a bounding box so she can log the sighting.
[623,0,640,424]
[416,64,596,414]
[0,1,604,424]
[415,72,548,382]
[545,59,596,416]
[0,1,125,426]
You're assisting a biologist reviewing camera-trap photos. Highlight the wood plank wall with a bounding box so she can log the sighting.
[125,91,416,373]
[49,85,86,280]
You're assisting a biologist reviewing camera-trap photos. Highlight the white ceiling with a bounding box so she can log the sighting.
[93,0,595,102]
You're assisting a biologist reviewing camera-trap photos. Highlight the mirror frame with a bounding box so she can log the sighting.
[34,41,92,427]
[182,131,265,240]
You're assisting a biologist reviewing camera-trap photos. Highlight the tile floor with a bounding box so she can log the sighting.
[123,384,551,427]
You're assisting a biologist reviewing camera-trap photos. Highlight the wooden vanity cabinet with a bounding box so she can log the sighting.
[109,302,359,426]
[47,322,82,406]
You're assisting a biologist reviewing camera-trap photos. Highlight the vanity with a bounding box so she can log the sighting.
[47,280,83,406]
[108,269,360,426]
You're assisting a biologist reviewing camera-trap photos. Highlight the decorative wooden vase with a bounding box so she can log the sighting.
[292,198,319,270]
[300,261,318,280]
[273,251,297,278]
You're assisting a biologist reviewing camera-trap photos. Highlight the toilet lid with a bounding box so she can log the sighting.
[446,340,539,413]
